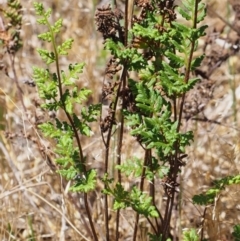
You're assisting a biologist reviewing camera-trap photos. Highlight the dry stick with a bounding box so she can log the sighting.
[200,207,208,241]
[115,74,126,241]
[0,12,32,161]
[102,65,126,240]
[9,54,26,111]
[147,217,158,235]
[64,83,98,241]
[67,190,94,238]
[6,28,32,160]
[207,6,240,35]
[103,133,111,241]
[147,149,161,233]
[63,112,98,241]
[162,193,172,240]
[173,96,180,240]
[100,2,122,237]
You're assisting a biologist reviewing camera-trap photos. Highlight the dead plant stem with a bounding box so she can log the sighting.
[115,1,130,239]
[103,65,127,240]
[115,67,127,241]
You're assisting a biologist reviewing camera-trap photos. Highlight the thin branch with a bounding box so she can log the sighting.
[115,66,127,241]
[177,0,199,131]
[115,1,131,238]
[133,150,148,241]
[200,207,208,241]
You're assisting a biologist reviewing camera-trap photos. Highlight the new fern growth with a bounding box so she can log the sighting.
[32,2,99,240]
[33,2,100,192]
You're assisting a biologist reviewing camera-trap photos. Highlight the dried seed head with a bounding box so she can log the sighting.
[95,4,124,42]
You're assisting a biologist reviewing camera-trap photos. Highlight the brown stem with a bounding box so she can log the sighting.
[133,213,139,241]
[115,68,127,241]
[115,1,131,238]
[84,193,98,240]
[103,66,127,240]
[162,192,171,239]
[115,108,124,241]
[200,207,207,241]
[148,150,161,233]
[147,217,158,235]
[133,150,148,241]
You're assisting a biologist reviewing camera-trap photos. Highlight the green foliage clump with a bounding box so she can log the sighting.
[100,0,208,239]
[33,2,100,193]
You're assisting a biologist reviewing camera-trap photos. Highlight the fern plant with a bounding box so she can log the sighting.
[32,2,100,240]
[32,0,218,240]
[95,0,207,240]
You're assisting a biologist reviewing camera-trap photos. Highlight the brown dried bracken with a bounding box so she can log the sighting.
[95,4,124,43]
[95,5,126,135]
[121,87,137,113]
[102,80,120,100]
[102,58,121,102]
[100,109,117,133]
[157,0,176,22]
[133,0,154,25]
[163,176,179,197]
[135,0,150,8]
[105,57,122,80]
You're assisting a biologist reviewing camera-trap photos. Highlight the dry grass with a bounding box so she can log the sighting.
[0,0,240,240]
